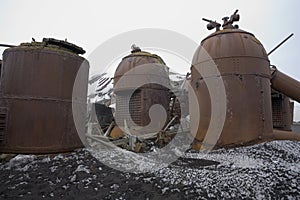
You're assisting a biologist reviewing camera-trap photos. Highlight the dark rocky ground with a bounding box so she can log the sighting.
[0,140,299,200]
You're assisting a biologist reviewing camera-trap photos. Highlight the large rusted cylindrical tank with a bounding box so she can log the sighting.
[0,38,89,153]
[191,28,273,148]
[113,46,170,134]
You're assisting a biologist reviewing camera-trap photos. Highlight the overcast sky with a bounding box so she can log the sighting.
[1,0,300,121]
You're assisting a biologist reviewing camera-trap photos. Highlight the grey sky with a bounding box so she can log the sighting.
[1,0,300,121]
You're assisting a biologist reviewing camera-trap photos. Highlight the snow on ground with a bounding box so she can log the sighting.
[152,140,300,199]
[0,140,299,199]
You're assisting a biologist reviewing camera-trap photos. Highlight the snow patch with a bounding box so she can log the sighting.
[75,165,90,174]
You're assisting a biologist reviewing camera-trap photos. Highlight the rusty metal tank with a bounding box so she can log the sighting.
[0,38,89,153]
[113,45,170,134]
[190,11,273,148]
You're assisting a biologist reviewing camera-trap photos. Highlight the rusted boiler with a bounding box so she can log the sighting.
[0,38,89,153]
[113,45,170,135]
[190,11,274,148]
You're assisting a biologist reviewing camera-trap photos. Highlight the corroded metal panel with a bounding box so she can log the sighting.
[271,90,293,131]
[0,43,89,153]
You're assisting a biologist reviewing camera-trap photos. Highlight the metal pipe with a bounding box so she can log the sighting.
[0,44,16,48]
[163,115,178,132]
[267,33,294,56]
[272,129,300,141]
[104,122,114,137]
[86,134,128,147]
[271,66,300,103]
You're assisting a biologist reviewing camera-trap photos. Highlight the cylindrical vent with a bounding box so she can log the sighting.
[271,67,300,103]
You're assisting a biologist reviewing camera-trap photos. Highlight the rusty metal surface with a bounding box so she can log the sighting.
[271,67,300,103]
[0,107,8,145]
[0,60,2,84]
[115,90,142,127]
[190,29,273,148]
[114,51,166,85]
[114,51,169,92]
[114,49,170,134]
[271,90,293,131]
[42,38,86,54]
[0,45,89,153]
[116,88,170,131]
[273,129,300,141]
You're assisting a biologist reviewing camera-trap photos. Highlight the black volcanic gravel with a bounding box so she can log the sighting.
[0,140,299,199]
